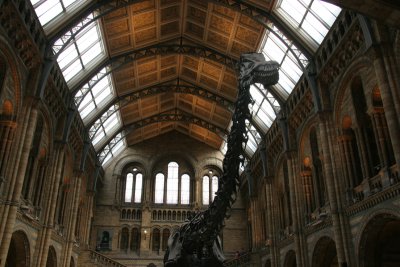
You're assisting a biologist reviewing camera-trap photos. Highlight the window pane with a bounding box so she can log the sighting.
[277,0,341,45]
[155,173,165,204]
[166,162,179,204]
[211,176,218,202]
[202,176,209,205]
[125,173,133,202]
[180,174,190,205]
[31,0,81,26]
[134,173,143,203]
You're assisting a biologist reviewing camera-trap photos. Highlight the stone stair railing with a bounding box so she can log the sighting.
[85,249,127,267]
[223,252,251,267]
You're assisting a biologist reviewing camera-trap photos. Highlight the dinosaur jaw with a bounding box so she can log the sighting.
[239,53,279,87]
[252,61,280,85]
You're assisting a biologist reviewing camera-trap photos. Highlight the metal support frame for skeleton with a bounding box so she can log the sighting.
[163,52,279,267]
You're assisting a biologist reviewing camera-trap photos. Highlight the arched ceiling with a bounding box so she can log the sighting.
[30,0,341,165]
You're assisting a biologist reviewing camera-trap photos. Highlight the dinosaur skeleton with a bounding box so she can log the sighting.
[164,53,279,267]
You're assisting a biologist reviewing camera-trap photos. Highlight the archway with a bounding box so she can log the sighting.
[312,236,338,267]
[359,214,400,267]
[283,250,296,267]
[70,257,75,267]
[46,246,57,267]
[265,259,271,267]
[5,231,30,267]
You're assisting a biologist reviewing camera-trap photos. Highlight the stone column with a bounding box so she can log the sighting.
[0,103,33,233]
[287,152,307,267]
[300,169,313,221]
[265,180,279,267]
[319,113,354,266]
[354,128,371,179]
[33,144,65,267]
[0,117,16,193]
[61,170,82,267]
[372,45,400,170]
[0,105,38,267]
[84,191,94,246]
[370,111,386,167]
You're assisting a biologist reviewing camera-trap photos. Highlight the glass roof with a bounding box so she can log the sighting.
[31,0,81,26]
[276,0,341,46]
[75,69,115,121]
[30,0,341,166]
[55,17,105,84]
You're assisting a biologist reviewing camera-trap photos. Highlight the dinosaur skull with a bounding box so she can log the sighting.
[239,52,279,87]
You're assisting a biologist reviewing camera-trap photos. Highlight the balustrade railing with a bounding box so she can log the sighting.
[223,252,251,267]
[89,249,127,267]
[351,164,399,203]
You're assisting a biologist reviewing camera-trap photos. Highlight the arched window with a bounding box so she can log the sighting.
[166,162,179,204]
[154,162,192,205]
[130,228,140,252]
[120,228,129,251]
[202,176,210,205]
[154,173,164,203]
[123,170,143,203]
[180,174,190,204]
[162,229,170,251]
[152,229,160,252]
[202,172,220,205]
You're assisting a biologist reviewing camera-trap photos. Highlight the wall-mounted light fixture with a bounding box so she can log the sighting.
[144,229,148,240]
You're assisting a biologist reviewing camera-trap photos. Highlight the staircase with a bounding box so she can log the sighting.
[223,252,251,267]
[79,249,127,267]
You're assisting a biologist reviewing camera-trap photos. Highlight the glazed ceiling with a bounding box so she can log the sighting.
[30,0,341,166]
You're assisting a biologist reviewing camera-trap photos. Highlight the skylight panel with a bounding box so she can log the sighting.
[99,133,126,166]
[111,137,125,155]
[277,0,341,45]
[77,72,114,121]
[30,0,81,26]
[249,85,278,132]
[245,132,257,156]
[261,28,305,95]
[89,106,121,149]
[55,19,104,83]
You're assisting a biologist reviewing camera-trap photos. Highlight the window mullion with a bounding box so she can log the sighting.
[163,173,167,204]
[131,174,136,204]
[60,0,66,11]
[299,0,313,27]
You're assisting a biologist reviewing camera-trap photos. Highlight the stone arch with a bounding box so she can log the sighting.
[333,56,372,126]
[358,213,400,267]
[46,246,57,267]
[283,250,296,267]
[264,259,271,267]
[112,153,149,177]
[5,230,30,267]
[0,39,22,115]
[311,236,338,267]
[70,257,75,267]
[195,157,223,178]
[273,154,292,237]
